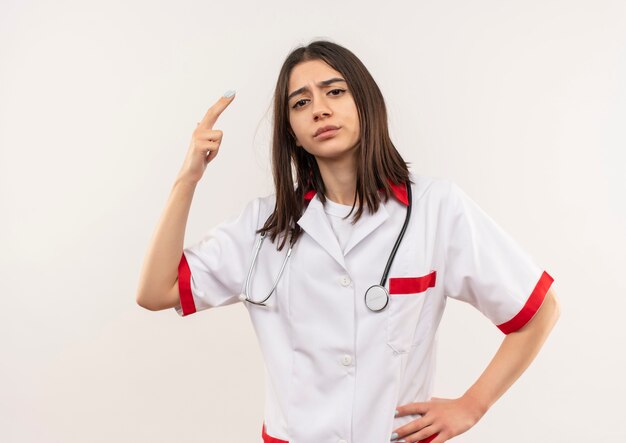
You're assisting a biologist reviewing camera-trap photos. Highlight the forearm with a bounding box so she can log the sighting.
[462,289,561,416]
[135,177,198,309]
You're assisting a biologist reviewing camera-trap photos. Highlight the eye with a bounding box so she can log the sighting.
[292,99,307,109]
[291,89,347,109]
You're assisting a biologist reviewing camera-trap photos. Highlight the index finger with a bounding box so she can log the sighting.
[396,402,428,417]
[198,90,236,130]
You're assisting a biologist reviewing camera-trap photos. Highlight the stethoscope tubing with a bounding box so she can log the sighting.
[243,232,292,306]
[378,182,412,288]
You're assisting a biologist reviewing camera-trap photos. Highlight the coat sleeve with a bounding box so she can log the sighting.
[175,197,261,317]
[441,181,554,334]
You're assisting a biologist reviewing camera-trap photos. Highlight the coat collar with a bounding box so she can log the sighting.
[296,179,409,271]
[302,179,409,207]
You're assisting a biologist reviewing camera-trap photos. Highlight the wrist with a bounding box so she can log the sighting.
[460,391,490,422]
[174,175,199,189]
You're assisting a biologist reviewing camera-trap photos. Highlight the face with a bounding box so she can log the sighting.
[287,59,360,162]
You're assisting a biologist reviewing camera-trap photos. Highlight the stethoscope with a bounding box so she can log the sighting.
[239,182,412,312]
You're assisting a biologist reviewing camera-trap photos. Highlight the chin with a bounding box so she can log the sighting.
[310,144,358,161]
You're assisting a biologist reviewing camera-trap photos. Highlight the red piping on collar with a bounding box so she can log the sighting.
[303,189,317,201]
[303,179,409,206]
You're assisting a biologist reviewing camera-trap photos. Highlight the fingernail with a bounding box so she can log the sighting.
[223,90,236,98]
[390,432,398,439]
[394,409,399,416]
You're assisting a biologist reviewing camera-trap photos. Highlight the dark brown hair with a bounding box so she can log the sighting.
[258,39,411,251]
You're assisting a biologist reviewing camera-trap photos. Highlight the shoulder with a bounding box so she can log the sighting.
[407,171,456,203]
[257,192,276,215]
[239,192,276,228]
[212,193,275,232]
[406,172,478,224]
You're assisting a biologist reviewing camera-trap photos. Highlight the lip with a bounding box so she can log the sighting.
[313,125,340,138]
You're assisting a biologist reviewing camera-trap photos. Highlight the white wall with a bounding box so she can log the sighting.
[1,0,624,441]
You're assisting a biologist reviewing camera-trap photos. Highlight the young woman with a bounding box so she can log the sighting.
[136,40,560,443]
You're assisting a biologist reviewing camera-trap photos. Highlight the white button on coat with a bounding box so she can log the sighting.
[175,172,555,443]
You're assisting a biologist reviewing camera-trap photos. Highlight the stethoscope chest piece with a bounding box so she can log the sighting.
[364,285,390,312]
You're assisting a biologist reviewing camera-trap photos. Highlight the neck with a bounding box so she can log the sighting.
[315,154,358,206]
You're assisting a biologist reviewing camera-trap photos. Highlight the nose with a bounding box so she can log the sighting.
[312,95,332,120]
[313,108,331,121]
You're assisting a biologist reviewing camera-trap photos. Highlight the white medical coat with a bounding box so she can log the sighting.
[175,172,554,443]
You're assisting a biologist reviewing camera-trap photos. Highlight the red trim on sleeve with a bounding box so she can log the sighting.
[497,271,554,334]
[419,433,439,443]
[389,271,437,294]
[177,252,196,316]
[262,423,289,443]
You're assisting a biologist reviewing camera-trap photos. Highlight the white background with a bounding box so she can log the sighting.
[1,0,625,442]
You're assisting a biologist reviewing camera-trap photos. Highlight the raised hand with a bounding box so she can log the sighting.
[176,90,236,184]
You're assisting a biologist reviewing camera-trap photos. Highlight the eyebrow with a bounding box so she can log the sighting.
[287,77,347,101]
